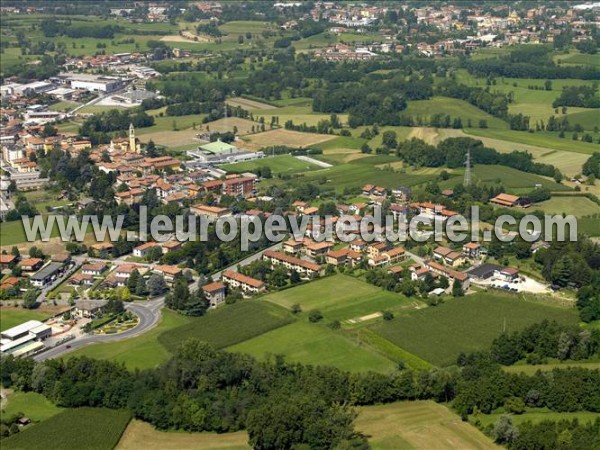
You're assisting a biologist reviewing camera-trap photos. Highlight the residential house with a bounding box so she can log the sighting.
[133,242,159,258]
[19,258,44,273]
[114,188,144,206]
[190,204,232,221]
[303,240,334,258]
[69,273,95,286]
[425,260,470,290]
[81,263,107,276]
[262,251,322,278]
[222,270,266,295]
[494,267,519,282]
[462,242,481,259]
[202,281,227,307]
[282,239,304,255]
[433,246,465,267]
[490,193,521,208]
[161,240,182,254]
[350,239,367,253]
[0,254,18,270]
[153,264,183,283]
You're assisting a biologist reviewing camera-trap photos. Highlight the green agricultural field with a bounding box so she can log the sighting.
[355,401,500,450]
[578,215,600,237]
[67,309,193,370]
[2,407,132,450]
[472,409,600,429]
[116,420,250,450]
[158,300,295,353]
[222,155,321,175]
[229,321,396,373]
[282,155,437,193]
[370,293,580,367]
[466,127,600,155]
[557,52,600,68]
[532,195,600,217]
[136,113,208,134]
[1,309,49,332]
[315,135,367,152]
[503,361,600,375]
[1,391,63,422]
[404,97,508,130]
[262,275,416,322]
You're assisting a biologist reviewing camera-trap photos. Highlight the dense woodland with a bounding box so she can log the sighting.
[1,335,599,449]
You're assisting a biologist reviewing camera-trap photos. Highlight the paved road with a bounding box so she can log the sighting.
[34,298,164,362]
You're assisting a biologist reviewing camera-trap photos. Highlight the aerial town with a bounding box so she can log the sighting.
[0,2,599,449]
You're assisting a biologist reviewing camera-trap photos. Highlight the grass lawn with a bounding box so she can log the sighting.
[67,309,193,370]
[262,275,417,322]
[356,401,500,450]
[0,309,49,332]
[158,300,295,353]
[229,321,396,373]
[440,164,571,195]
[222,155,321,175]
[116,420,250,450]
[2,408,132,450]
[532,196,600,217]
[2,391,63,422]
[370,293,580,367]
[472,408,600,428]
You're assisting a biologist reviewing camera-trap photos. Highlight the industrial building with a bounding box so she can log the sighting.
[30,262,65,287]
[0,320,52,356]
[53,73,127,93]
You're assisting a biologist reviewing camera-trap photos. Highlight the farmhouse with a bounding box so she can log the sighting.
[262,251,322,278]
[202,281,227,307]
[490,193,522,208]
[222,270,266,294]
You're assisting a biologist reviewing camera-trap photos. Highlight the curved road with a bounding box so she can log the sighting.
[34,298,163,362]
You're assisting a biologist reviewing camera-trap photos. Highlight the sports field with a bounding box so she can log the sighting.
[158,300,295,353]
[116,420,250,450]
[370,293,579,367]
[222,155,321,175]
[355,401,500,450]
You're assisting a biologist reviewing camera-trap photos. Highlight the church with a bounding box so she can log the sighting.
[109,123,141,153]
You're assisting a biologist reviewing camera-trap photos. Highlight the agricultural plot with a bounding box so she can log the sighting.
[242,129,336,150]
[158,300,295,353]
[262,275,416,322]
[116,420,250,450]
[226,96,274,110]
[371,293,579,367]
[403,97,508,130]
[355,401,500,450]
[68,309,193,370]
[2,408,132,450]
[222,155,321,175]
[578,215,600,237]
[533,196,600,217]
[503,361,600,375]
[473,409,600,429]
[229,321,396,373]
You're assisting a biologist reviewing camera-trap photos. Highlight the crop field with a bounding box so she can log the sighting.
[226,96,274,110]
[1,391,63,422]
[158,300,295,353]
[557,52,600,68]
[242,128,336,150]
[404,97,508,130]
[262,275,417,322]
[355,401,500,450]
[250,104,350,127]
[370,293,579,367]
[2,408,132,450]
[116,420,250,450]
[285,155,438,193]
[68,309,193,370]
[0,309,49,331]
[229,321,397,373]
[222,155,321,175]
[533,196,600,217]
